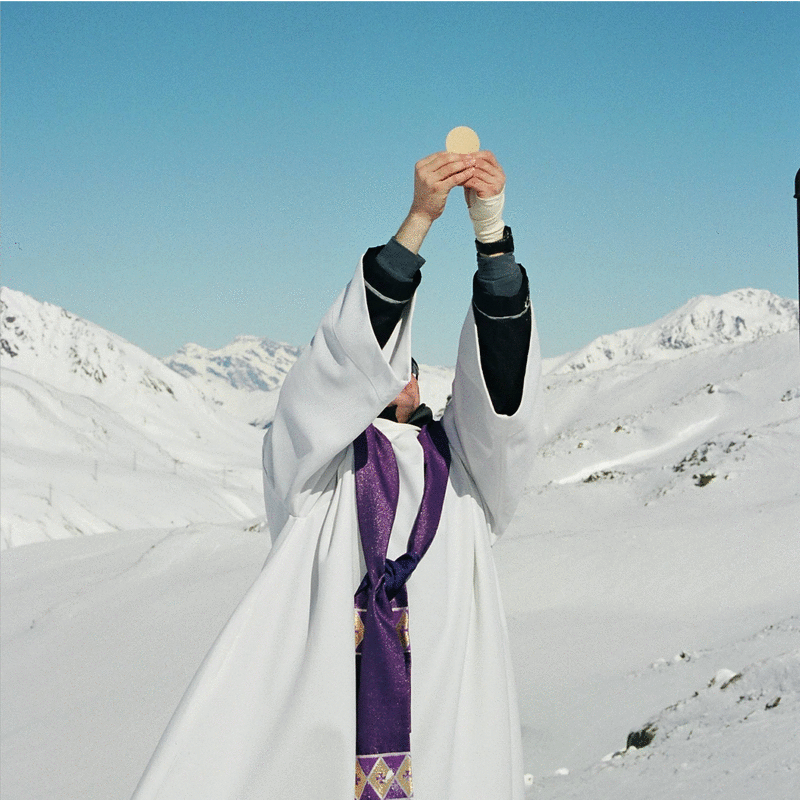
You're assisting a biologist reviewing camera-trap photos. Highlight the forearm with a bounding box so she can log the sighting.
[393,211,434,255]
[464,165,529,413]
[473,262,531,416]
[470,226,530,415]
[474,250,523,298]
[363,238,423,348]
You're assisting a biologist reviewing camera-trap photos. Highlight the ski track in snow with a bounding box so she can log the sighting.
[552,415,720,485]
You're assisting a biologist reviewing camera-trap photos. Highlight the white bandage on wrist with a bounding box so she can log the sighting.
[466,188,505,243]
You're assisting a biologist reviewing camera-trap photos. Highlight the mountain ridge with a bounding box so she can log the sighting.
[2,283,798,548]
[0,287,265,548]
[162,335,301,426]
[4,285,796,413]
[544,288,798,376]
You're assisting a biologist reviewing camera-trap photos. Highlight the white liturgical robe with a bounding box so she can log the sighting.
[131,256,543,800]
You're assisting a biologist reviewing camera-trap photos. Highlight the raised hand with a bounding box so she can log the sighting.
[395,152,476,254]
[463,151,506,205]
[410,152,476,222]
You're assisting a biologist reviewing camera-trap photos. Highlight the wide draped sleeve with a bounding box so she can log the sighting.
[262,256,416,531]
[441,302,543,539]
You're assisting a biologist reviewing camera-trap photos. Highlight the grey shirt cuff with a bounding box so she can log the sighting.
[475,252,523,297]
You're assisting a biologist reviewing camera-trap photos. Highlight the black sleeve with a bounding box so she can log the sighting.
[362,241,422,349]
[472,266,531,416]
[363,239,530,415]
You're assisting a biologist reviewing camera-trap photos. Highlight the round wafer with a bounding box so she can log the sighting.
[445,126,480,154]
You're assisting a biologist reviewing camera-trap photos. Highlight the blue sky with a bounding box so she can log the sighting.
[3,2,798,366]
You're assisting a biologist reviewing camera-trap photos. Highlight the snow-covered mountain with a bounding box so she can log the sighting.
[163,336,301,427]
[3,287,196,404]
[3,284,797,549]
[154,287,799,430]
[161,336,457,426]
[1,287,265,548]
[2,284,799,799]
[545,288,798,375]
[160,340,459,428]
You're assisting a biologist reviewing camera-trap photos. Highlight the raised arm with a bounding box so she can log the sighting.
[394,152,478,253]
[262,153,476,527]
[442,152,543,536]
[465,151,531,416]
[364,153,477,347]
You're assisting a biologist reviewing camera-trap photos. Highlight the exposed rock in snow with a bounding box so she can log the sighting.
[2,287,191,404]
[530,623,800,799]
[709,667,742,689]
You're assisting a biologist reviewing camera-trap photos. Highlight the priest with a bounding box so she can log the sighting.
[130,150,543,800]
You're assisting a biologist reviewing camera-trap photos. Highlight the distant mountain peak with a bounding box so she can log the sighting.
[163,336,301,394]
[548,288,798,375]
[656,289,796,349]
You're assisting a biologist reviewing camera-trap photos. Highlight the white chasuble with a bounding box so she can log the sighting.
[130,256,543,800]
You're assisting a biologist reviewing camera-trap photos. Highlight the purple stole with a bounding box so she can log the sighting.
[353,421,451,800]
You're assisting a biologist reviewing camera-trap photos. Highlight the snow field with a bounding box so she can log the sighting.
[1,285,798,798]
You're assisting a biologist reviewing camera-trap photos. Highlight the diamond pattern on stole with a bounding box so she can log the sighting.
[393,754,413,796]
[355,758,368,799]
[354,606,410,655]
[368,757,393,798]
[355,608,366,650]
[354,606,411,655]
[355,754,413,800]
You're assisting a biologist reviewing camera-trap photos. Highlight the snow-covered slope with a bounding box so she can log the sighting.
[3,287,209,408]
[1,288,264,548]
[163,336,301,427]
[1,285,799,799]
[499,326,800,795]
[546,288,798,375]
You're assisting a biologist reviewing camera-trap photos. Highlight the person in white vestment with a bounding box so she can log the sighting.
[130,151,543,800]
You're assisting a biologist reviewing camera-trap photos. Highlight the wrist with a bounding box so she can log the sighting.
[475,225,515,256]
[395,210,434,255]
[467,188,505,243]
